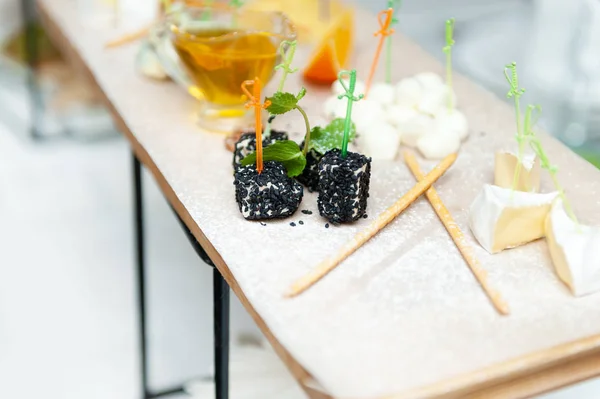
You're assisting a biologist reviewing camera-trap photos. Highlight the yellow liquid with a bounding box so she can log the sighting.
[173,28,278,105]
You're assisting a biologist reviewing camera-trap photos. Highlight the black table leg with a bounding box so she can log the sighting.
[133,154,149,399]
[213,268,230,399]
[172,209,231,399]
[20,0,42,140]
[133,151,230,399]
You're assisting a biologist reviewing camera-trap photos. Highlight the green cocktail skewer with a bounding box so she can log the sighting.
[528,136,579,226]
[264,40,298,138]
[275,40,298,92]
[385,0,401,84]
[337,69,363,158]
[443,18,455,112]
[504,62,526,192]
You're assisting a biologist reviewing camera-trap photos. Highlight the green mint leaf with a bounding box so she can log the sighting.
[309,118,356,154]
[266,92,298,115]
[240,140,306,177]
[296,87,306,101]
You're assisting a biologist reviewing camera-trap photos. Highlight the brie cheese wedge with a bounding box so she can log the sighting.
[545,199,600,296]
[494,150,541,192]
[469,184,559,253]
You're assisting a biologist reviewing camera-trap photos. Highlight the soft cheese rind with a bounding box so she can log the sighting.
[494,150,541,192]
[469,184,558,253]
[546,199,600,296]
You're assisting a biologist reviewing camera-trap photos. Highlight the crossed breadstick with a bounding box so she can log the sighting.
[286,151,509,316]
[286,152,457,298]
[403,151,509,315]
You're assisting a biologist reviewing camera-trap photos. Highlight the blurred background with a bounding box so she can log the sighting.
[1,0,600,398]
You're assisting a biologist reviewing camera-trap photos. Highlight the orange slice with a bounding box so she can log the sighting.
[302,9,354,85]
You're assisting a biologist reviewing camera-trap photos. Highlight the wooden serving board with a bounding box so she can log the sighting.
[38,1,600,398]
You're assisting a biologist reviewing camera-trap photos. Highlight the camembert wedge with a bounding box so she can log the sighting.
[545,199,600,296]
[494,150,541,192]
[469,184,558,254]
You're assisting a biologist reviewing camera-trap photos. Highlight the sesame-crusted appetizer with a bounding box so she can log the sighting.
[318,149,371,223]
[318,70,372,223]
[234,161,303,220]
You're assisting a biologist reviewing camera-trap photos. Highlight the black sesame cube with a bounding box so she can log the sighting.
[317,149,371,224]
[295,144,322,193]
[234,161,303,220]
[232,130,288,169]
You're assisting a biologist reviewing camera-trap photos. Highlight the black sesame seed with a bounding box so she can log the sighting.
[301,210,313,215]
[260,222,266,226]
[296,146,322,192]
[316,149,371,224]
[234,161,303,221]
[290,222,296,227]
[299,220,304,225]
[363,214,368,219]
[325,223,329,228]
[232,130,289,169]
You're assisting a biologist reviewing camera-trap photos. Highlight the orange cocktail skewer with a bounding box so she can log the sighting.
[365,8,394,98]
[241,77,271,173]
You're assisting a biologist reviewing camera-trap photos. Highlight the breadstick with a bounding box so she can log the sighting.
[286,152,458,298]
[403,151,509,315]
[105,25,151,48]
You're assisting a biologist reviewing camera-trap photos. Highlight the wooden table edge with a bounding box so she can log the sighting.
[36,3,600,398]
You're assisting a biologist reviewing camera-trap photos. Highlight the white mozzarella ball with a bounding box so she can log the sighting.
[324,95,347,120]
[435,108,469,140]
[417,85,456,116]
[386,104,420,127]
[360,121,401,160]
[331,79,366,97]
[367,82,395,107]
[398,113,435,148]
[351,99,386,133]
[395,77,423,107]
[416,126,461,159]
[414,72,445,90]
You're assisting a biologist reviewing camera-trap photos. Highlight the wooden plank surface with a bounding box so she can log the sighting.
[37,1,600,398]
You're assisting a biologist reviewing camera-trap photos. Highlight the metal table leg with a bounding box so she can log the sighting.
[213,268,230,399]
[133,154,149,399]
[134,151,230,399]
[20,0,42,140]
[173,208,231,399]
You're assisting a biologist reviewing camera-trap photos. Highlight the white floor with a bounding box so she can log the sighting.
[0,126,272,399]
